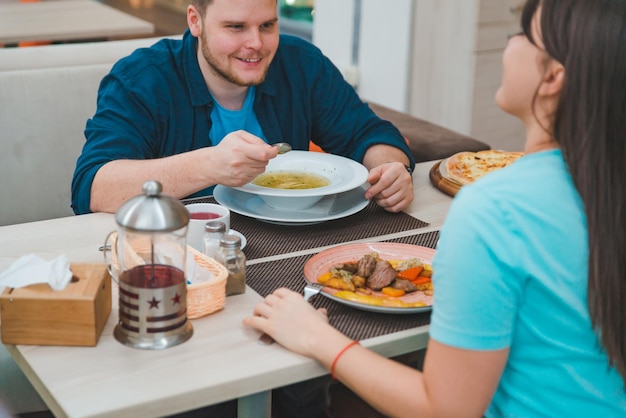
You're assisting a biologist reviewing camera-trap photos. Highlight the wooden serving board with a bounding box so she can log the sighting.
[429,160,462,197]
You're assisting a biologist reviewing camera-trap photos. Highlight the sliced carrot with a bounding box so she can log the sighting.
[396,266,423,281]
[411,276,432,285]
[381,287,406,297]
[317,271,333,283]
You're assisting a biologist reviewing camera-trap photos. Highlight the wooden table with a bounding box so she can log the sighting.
[0,0,155,45]
[0,161,453,418]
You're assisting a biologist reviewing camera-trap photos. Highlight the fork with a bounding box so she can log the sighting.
[257,282,323,345]
[303,282,322,302]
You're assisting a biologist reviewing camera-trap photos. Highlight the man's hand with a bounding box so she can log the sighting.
[365,161,413,212]
[209,130,279,187]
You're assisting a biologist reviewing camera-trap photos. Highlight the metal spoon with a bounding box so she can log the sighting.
[272,142,292,154]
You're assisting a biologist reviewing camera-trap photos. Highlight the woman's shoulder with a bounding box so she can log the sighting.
[449,149,572,221]
[470,149,567,195]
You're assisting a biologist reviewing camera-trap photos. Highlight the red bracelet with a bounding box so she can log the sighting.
[330,340,360,380]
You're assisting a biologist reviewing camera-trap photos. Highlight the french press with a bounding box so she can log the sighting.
[104,180,193,349]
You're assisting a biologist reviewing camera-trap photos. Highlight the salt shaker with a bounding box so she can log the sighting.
[202,221,226,259]
[215,235,246,296]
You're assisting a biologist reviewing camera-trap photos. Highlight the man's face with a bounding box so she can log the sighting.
[193,0,279,87]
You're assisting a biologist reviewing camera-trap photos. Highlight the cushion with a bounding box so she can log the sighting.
[367,102,490,163]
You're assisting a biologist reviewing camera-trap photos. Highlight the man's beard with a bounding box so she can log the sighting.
[200,29,267,87]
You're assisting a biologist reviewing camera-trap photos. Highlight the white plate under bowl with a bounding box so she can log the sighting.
[234,151,369,198]
[214,184,369,225]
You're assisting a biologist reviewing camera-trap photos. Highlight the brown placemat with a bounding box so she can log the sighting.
[184,197,429,260]
[245,231,439,341]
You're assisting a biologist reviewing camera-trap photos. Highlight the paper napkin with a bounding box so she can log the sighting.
[0,254,73,291]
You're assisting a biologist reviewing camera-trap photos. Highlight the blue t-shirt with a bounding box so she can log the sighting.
[209,87,265,147]
[205,87,265,196]
[430,149,626,416]
[71,30,413,214]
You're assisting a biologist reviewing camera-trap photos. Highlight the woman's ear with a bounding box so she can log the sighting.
[187,5,202,37]
[538,61,565,97]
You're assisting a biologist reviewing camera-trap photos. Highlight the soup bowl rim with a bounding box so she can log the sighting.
[234,151,369,198]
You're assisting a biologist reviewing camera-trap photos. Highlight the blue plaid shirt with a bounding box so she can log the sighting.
[71,30,413,214]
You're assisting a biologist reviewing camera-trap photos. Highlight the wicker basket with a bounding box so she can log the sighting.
[106,232,228,319]
[185,246,228,319]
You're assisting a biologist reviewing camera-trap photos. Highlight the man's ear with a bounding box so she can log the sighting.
[538,61,565,97]
[187,5,202,37]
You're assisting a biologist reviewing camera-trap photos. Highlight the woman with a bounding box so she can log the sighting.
[243,0,626,416]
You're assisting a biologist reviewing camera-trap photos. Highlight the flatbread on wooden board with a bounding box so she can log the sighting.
[443,150,524,185]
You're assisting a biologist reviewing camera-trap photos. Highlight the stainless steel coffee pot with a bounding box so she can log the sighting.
[104,180,193,349]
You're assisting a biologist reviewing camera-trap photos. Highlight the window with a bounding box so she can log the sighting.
[278,0,314,41]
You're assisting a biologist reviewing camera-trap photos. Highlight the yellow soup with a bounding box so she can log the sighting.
[252,171,330,190]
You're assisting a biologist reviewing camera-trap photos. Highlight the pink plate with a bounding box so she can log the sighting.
[303,242,435,314]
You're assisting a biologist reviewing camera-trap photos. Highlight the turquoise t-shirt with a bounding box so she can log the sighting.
[209,86,266,146]
[204,87,266,195]
[430,149,626,416]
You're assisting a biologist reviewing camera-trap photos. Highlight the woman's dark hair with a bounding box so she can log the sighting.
[522,0,626,386]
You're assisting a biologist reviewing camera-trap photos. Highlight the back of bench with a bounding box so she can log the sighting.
[0,37,169,71]
[0,37,174,226]
[0,64,108,225]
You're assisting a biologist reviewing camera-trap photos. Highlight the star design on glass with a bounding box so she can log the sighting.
[148,297,161,309]
[172,293,181,305]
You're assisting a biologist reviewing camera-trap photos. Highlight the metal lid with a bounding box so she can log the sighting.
[204,221,226,234]
[115,180,190,232]
[219,234,241,249]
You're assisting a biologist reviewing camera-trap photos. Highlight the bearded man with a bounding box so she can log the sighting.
[71,0,414,216]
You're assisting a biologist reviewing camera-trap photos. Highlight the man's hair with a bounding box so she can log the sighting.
[190,0,213,17]
[191,0,277,18]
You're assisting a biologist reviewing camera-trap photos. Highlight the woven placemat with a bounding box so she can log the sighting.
[246,231,439,341]
[184,197,429,260]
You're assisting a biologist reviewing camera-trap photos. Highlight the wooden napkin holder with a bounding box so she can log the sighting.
[0,263,112,346]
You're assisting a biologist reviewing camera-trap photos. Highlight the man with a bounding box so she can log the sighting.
[73,1,414,415]
[71,0,414,216]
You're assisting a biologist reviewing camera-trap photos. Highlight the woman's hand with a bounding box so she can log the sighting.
[243,288,331,356]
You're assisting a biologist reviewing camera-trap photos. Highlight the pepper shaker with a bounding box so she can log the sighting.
[215,235,246,296]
